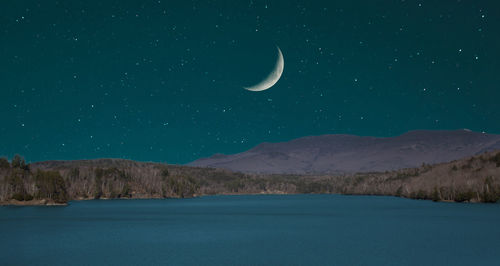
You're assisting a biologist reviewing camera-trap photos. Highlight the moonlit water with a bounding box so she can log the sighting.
[1,195,499,265]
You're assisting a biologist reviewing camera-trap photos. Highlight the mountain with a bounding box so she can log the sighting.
[188,130,500,174]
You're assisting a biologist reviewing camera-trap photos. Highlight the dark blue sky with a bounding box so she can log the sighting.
[1,0,499,164]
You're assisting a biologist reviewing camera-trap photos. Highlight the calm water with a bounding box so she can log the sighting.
[1,194,499,265]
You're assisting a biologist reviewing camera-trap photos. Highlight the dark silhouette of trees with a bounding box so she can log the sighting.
[11,154,30,171]
[11,155,22,168]
[34,170,68,203]
[0,157,10,169]
[7,171,24,196]
[7,169,33,201]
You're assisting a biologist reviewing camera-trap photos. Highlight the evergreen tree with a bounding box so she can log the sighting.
[35,170,68,203]
[0,157,10,169]
[11,154,23,168]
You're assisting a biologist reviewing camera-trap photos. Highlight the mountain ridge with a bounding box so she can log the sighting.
[188,129,500,174]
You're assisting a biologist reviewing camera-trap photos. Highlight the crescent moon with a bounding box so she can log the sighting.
[244,46,284,92]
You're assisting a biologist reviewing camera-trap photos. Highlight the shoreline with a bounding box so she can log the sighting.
[1,192,493,206]
[0,199,68,206]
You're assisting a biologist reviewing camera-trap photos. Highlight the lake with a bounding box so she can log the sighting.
[1,194,499,265]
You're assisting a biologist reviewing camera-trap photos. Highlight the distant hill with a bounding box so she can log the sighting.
[188,130,500,174]
[334,150,500,202]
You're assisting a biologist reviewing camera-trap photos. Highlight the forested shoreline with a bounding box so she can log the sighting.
[1,151,500,206]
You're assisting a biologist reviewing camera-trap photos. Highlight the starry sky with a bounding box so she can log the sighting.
[1,0,499,164]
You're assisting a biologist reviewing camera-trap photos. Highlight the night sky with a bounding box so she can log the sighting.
[1,0,499,164]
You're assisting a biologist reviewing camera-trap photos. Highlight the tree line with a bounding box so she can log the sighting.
[1,151,500,204]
